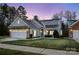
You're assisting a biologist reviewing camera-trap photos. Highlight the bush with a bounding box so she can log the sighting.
[45,35,52,37]
[53,30,59,38]
[29,34,33,38]
[0,24,9,36]
[62,30,69,37]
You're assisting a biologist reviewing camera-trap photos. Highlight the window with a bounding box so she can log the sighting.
[17,20,20,24]
[46,25,58,28]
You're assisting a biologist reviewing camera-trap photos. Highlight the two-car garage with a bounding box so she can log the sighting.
[10,31,27,39]
[9,29,29,39]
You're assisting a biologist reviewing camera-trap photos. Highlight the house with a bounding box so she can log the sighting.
[67,20,77,28]
[68,20,79,40]
[9,16,43,39]
[8,16,62,39]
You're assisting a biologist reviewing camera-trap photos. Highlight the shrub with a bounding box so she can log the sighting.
[45,35,52,37]
[53,30,59,38]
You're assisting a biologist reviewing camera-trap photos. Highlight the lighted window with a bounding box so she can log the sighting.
[33,30,37,37]
[18,20,20,24]
[9,29,28,32]
[50,31,54,35]
[70,29,73,32]
[44,30,48,35]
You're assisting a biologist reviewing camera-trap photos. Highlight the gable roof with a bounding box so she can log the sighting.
[9,17,29,28]
[22,18,39,29]
[40,19,60,28]
[67,20,77,28]
[9,16,43,29]
[70,20,79,27]
[31,19,44,29]
[21,16,43,29]
[9,16,61,29]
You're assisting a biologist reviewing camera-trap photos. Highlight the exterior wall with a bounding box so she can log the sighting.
[43,28,62,37]
[57,20,62,36]
[29,29,42,38]
[44,29,54,36]
[33,29,41,37]
[33,30,37,37]
[69,28,73,38]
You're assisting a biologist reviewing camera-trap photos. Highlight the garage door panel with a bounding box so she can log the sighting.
[10,32,27,39]
[73,30,79,39]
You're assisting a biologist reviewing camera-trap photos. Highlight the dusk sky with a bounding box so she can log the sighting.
[7,3,79,20]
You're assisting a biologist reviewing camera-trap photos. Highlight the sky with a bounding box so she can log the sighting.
[7,3,79,20]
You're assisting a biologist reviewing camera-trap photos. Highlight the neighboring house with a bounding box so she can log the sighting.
[8,16,62,39]
[67,20,77,38]
[67,20,77,28]
[68,20,79,40]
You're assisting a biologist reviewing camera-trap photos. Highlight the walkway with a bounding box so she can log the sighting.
[0,43,79,55]
[0,38,26,42]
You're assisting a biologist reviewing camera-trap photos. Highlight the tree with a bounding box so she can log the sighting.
[64,10,76,20]
[72,11,76,20]
[0,4,10,36]
[53,13,60,20]
[17,6,26,15]
[0,15,9,36]
[1,3,9,17]
[7,6,17,25]
[58,11,63,19]
[0,3,18,25]
[9,7,17,18]
[53,30,59,38]
[64,11,71,20]
[61,21,69,37]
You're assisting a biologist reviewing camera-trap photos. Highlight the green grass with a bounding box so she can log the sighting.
[0,48,41,55]
[2,38,79,50]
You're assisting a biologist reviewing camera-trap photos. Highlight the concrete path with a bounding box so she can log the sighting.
[0,38,26,42]
[0,37,43,42]
[0,43,79,55]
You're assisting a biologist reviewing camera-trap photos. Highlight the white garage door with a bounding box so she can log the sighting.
[73,30,79,40]
[10,31,27,39]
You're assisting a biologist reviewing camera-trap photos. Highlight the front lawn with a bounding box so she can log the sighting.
[2,38,79,51]
[0,48,41,55]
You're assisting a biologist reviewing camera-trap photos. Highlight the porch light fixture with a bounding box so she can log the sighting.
[70,29,73,32]
[9,29,12,32]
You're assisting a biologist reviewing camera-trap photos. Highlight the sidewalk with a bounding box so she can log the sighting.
[0,43,79,55]
[0,38,26,42]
